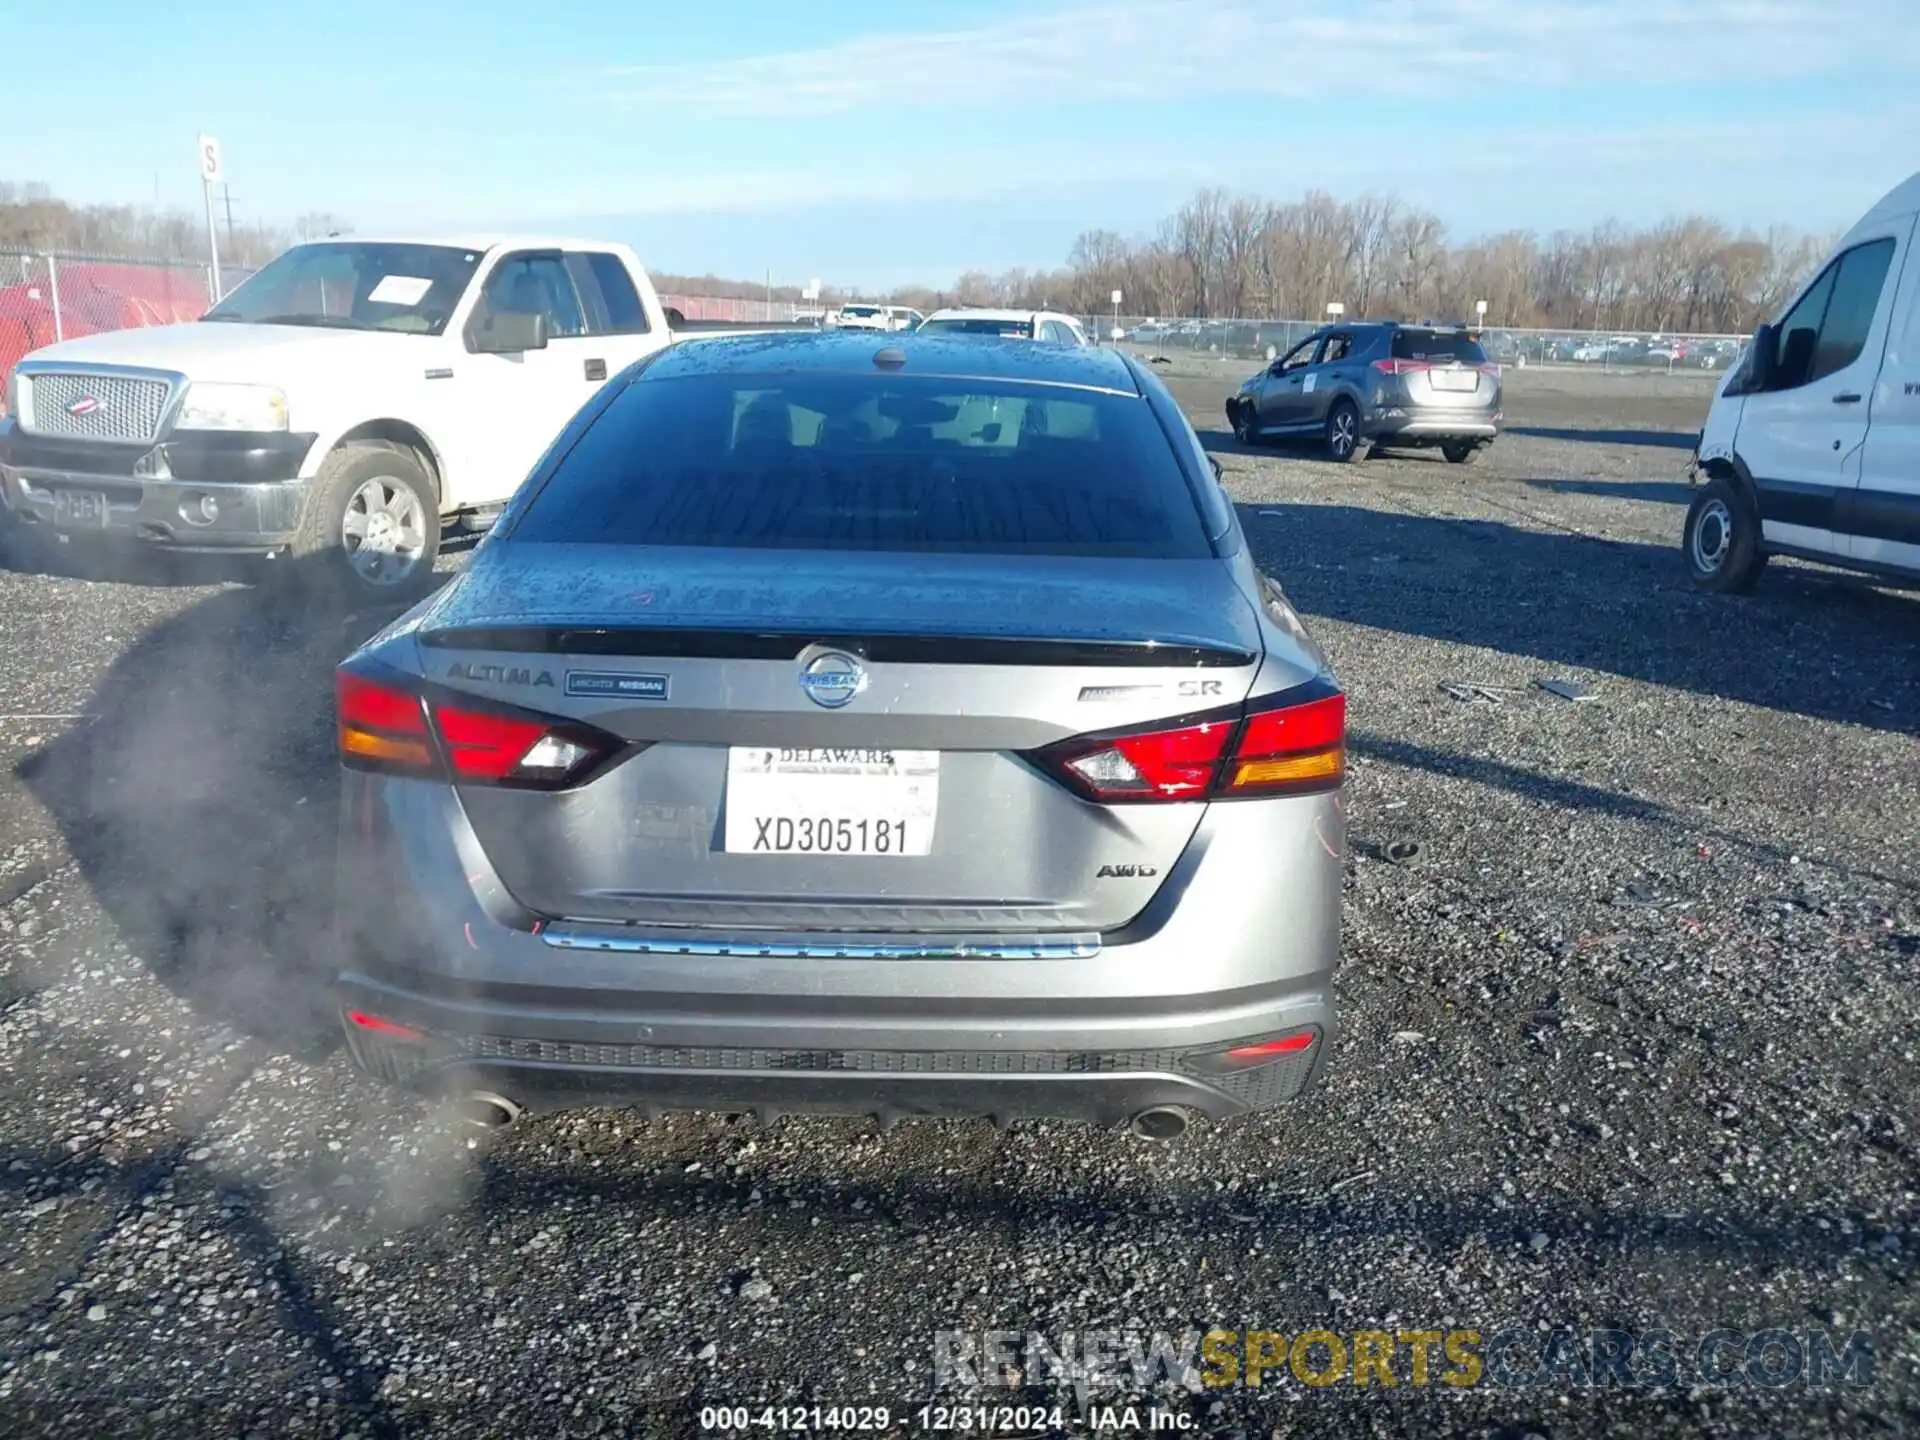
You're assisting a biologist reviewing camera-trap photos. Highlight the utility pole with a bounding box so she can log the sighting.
[222,185,236,253]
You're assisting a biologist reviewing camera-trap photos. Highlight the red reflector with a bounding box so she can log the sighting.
[1227,1032,1316,1060]
[432,703,548,781]
[346,1009,423,1041]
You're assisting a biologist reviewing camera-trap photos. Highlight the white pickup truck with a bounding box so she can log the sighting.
[0,234,782,600]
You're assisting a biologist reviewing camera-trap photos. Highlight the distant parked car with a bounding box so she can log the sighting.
[1227,322,1502,464]
[917,308,1089,345]
[827,304,922,333]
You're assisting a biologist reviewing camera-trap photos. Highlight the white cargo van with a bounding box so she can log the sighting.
[1684,172,1920,593]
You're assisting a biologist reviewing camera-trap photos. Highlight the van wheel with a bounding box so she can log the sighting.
[1441,440,1478,465]
[1325,400,1364,464]
[1683,476,1767,594]
[282,441,440,605]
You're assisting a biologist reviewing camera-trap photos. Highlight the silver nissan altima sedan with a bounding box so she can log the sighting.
[332,330,1345,1139]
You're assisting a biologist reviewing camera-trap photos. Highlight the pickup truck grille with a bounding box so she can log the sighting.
[21,372,174,445]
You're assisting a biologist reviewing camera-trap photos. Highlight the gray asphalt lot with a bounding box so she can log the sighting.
[0,363,1917,1438]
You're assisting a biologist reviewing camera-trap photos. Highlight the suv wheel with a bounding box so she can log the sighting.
[1325,400,1364,464]
[1683,476,1767,594]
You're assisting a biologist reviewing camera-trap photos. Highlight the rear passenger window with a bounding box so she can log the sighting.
[567,252,651,336]
[1810,238,1896,382]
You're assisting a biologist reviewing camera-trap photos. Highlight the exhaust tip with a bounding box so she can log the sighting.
[1129,1106,1192,1142]
[454,1091,523,1130]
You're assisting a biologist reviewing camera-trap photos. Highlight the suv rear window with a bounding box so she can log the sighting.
[511,373,1212,559]
[1391,329,1488,364]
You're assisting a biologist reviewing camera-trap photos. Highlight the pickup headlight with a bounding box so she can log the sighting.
[174,382,289,433]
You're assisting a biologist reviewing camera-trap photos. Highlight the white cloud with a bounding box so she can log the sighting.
[597,0,1914,118]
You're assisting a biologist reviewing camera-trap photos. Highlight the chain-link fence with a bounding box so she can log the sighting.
[1080,313,1750,374]
[659,292,813,323]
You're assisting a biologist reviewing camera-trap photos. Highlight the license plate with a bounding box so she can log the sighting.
[1430,369,1477,392]
[52,489,108,527]
[724,747,939,856]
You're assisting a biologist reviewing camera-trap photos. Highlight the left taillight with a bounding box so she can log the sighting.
[1032,680,1346,804]
[335,664,626,789]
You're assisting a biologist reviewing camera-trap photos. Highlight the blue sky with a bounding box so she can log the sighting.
[2,0,1915,289]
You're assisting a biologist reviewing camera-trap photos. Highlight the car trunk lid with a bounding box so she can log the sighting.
[416,545,1268,934]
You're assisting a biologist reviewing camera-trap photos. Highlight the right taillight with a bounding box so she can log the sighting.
[1033,680,1345,804]
[336,663,629,790]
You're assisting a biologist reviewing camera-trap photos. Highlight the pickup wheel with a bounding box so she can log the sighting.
[283,441,440,604]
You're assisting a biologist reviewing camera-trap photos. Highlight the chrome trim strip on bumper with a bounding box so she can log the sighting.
[538,923,1102,960]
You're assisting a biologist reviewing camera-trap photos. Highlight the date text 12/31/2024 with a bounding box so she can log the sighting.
[697,1403,1197,1433]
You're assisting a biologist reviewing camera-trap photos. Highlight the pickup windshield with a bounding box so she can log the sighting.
[202,242,482,335]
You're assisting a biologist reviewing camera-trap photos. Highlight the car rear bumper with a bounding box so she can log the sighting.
[333,771,1345,1127]
[1364,409,1500,442]
[0,421,315,552]
[336,968,1332,1125]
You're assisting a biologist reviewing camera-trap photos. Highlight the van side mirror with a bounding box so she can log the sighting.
[470,309,550,355]
[1744,322,1777,392]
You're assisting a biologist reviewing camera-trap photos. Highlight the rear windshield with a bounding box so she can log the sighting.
[511,373,1211,559]
[920,317,1034,339]
[1392,330,1488,364]
[841,306,881,317]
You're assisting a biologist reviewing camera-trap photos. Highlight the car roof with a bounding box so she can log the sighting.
[641,329,1139,393]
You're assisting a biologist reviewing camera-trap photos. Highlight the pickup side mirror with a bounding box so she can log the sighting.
[469,309,550,355]
[1744,322,1777,393]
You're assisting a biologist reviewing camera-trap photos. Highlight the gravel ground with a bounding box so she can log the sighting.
[0,364,1917,1439]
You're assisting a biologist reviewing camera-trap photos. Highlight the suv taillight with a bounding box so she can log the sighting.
[1373,358,1428,375]
[336,664,630,790]
[1032,681,1345,804]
